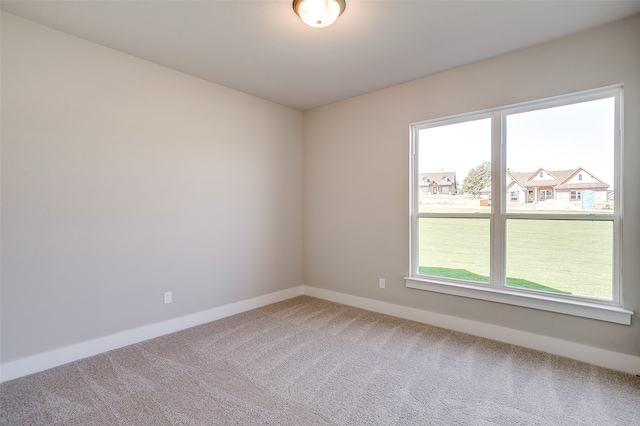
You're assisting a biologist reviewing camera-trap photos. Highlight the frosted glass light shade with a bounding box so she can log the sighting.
[293,0,346,28]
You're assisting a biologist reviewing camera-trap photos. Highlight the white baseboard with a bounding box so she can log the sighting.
[3,284,637,383]
[302,286,640,376]
[0,286,304,383]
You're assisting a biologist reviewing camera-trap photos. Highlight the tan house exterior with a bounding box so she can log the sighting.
[480,167,609,206]
[419,172,457,196]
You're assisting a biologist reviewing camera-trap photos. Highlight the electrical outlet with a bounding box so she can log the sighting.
[164,291,172,304]
[379,278,385,289]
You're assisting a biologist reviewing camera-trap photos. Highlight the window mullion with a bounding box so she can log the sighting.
[490,112,506,289]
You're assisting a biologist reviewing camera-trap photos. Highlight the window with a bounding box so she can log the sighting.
[407,86,631,324]
[578,173,583,181]
[539,189,553,201]
[442,187,449,194]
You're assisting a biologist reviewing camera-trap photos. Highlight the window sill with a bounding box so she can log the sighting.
[404,277,633,325]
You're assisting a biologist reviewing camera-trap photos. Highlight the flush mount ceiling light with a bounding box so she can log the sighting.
[293,0,346,28]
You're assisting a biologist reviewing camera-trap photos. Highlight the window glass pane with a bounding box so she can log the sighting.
[505,219,613,300]
[418,118,491,213]
[505,98,614,214]
[418,218,490,283]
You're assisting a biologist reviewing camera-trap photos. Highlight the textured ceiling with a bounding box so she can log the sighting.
[2,1,640,111]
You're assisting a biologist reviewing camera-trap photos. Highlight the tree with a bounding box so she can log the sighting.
[462,161,491,198]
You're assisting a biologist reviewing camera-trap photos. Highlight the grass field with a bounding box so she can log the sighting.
[418,218,613,300]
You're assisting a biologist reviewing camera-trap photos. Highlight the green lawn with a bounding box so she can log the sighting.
[418,218,613,300]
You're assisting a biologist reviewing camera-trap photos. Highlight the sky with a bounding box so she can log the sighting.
[418,97,615,187]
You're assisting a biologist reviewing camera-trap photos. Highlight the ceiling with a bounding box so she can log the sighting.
[2,1,640,111]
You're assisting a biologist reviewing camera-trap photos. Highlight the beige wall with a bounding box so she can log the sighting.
[1,13,304,362]
[304,15,640,355]
[2,10,639,366]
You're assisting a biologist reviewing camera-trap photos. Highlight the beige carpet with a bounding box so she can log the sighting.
[1,296,639,425]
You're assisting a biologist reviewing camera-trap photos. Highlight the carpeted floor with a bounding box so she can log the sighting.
[1,295,639,425]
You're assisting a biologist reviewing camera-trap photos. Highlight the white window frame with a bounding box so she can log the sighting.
[539,189,553,201]
[406,85,632,325]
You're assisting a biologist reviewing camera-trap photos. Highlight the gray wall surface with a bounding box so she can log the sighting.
[1,13,304,362]
[2,11,639,365]
[303,15,640,356]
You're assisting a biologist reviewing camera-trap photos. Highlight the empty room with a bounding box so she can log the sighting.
[1,1,639,424]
